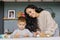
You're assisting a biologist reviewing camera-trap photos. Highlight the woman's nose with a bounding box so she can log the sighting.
[29,13,32,16]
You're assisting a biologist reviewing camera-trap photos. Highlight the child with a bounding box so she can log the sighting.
[9,17,33,38]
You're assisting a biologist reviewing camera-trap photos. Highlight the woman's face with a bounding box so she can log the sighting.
[26,8,39,18]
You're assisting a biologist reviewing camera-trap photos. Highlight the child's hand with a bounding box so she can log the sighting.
[4,34,9,38]
[14,32,20,38]
[24,34,29,37]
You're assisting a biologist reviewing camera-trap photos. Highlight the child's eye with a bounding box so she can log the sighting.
[19,24,21,25]
[19,24,25,25]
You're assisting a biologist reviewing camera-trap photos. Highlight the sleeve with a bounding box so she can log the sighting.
[26,29,33,37]
[44,11,58,36]
[8,30,17,38]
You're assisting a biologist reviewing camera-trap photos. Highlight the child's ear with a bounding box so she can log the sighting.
[24,23,26,26]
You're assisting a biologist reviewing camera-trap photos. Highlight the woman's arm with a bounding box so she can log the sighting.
[44,11,58,37]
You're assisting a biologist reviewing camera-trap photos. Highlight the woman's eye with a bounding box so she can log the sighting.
[29,11,31,13]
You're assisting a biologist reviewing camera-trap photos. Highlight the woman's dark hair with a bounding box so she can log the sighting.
[25,4,43,13]
[24,4,44,32]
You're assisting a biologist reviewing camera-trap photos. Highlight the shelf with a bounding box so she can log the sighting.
[42,0,54,2]
[16,0,28,2]
[30,0,41,2]
[55,0,60,1]
[3,17,18,20]
[1,0,60,2]
[2,0,28,2]
[2,0,15,2]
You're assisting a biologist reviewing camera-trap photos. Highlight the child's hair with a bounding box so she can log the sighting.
[18,17,26,23]
[17,11,25,18]
[17,11,26,22]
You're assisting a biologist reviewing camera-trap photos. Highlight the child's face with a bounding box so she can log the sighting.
[17,21,26,30]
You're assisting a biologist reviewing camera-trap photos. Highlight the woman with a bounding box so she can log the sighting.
[24,4,59,37]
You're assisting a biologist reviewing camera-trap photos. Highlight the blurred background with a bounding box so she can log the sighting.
[0,1,60,36]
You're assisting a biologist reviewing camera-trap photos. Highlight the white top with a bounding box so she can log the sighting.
[9,29,33,38]
[37,10,58,36]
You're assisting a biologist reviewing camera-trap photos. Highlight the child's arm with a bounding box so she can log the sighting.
[23,29,33,37]
[9,30,20,38]
[25,29,33,37]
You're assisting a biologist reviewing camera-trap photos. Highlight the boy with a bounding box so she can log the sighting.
[9,17,33,38]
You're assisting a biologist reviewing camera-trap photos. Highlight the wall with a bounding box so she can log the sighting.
[0,1,4,34]
[4,2,60,32]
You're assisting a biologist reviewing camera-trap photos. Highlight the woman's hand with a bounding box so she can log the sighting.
[33,32,37,37]
[33,31,40,37]
[33,31,48,37]
[40,32,47,37]
[14,32,20,38]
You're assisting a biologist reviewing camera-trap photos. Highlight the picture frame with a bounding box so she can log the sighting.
[8,10,15,19]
